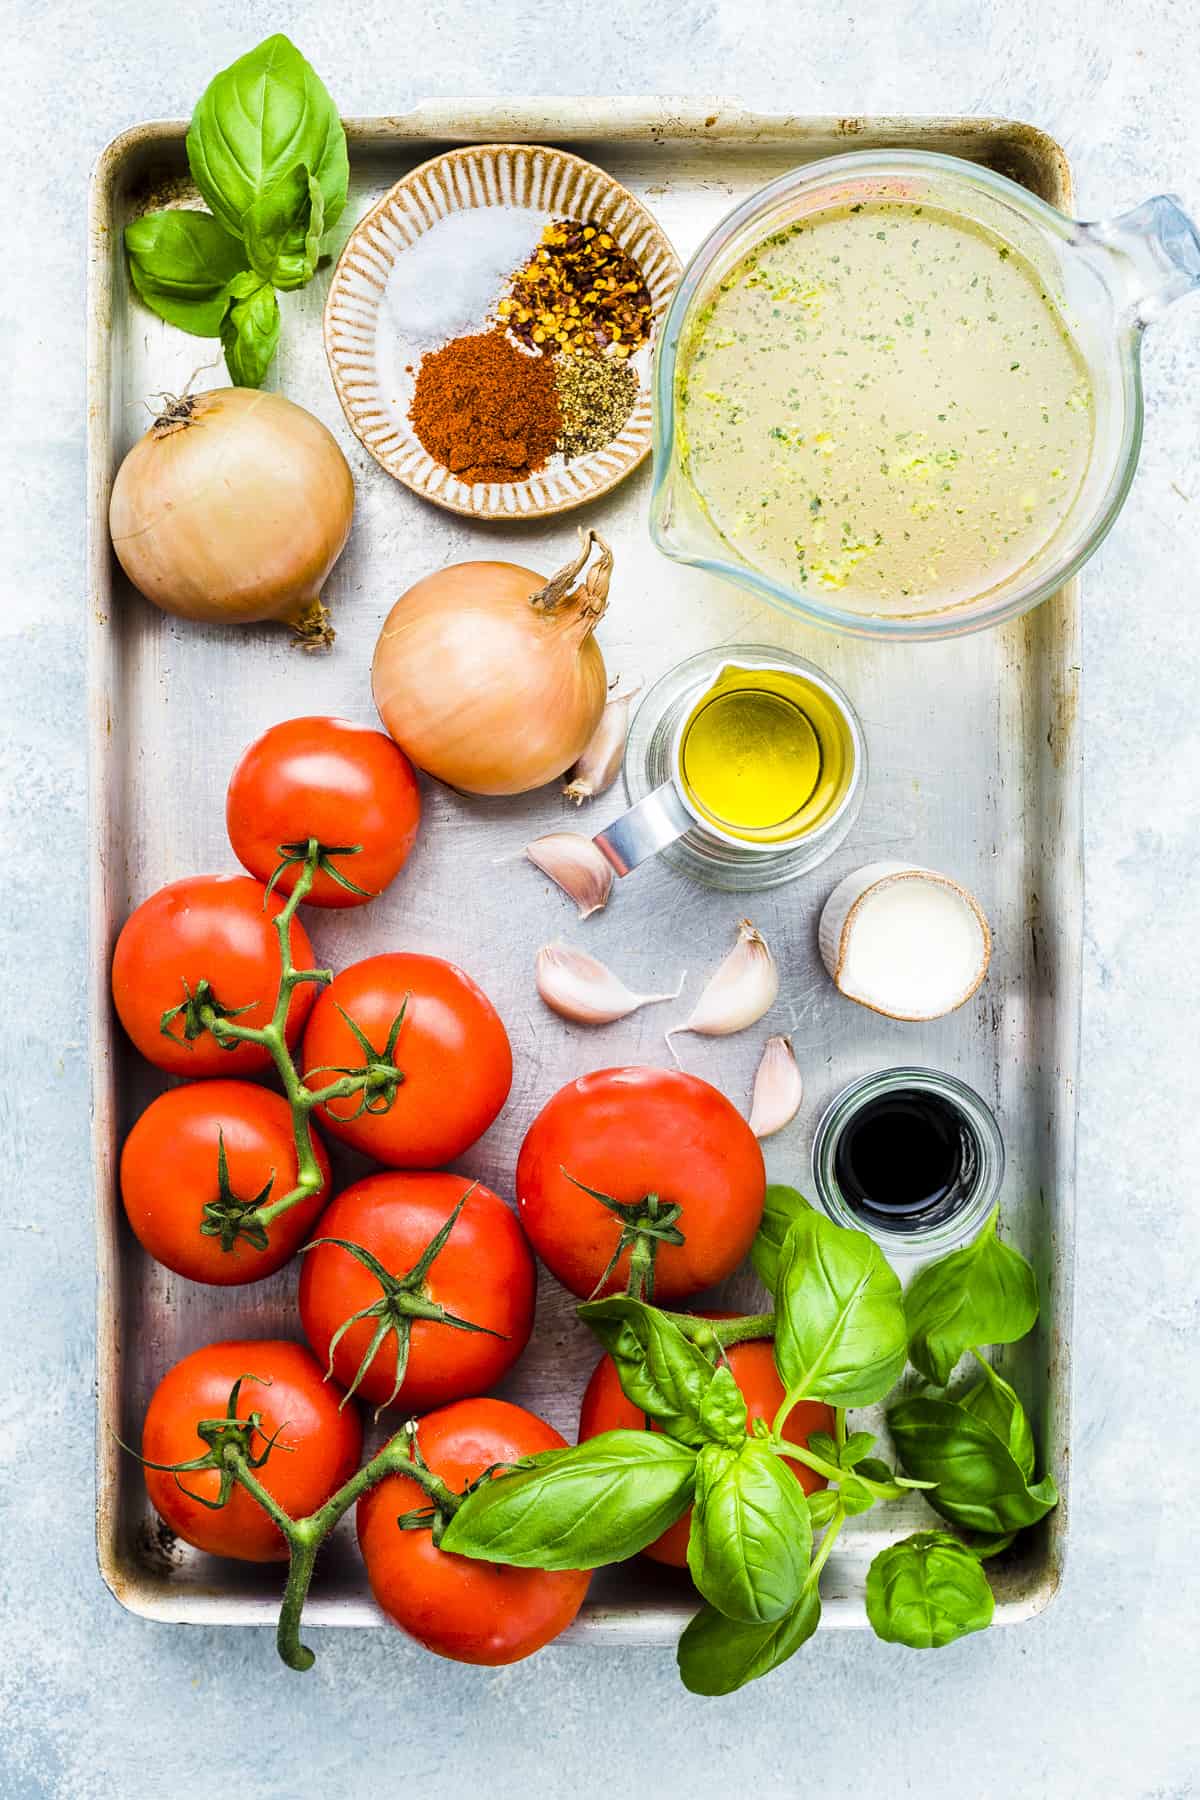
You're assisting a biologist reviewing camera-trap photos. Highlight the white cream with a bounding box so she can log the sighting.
[819,862,991,1020]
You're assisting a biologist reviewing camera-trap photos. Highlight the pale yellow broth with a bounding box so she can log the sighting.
[678,201,1094,613]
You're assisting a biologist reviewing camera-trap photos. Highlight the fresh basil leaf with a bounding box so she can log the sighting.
[750,1184,811,1292]
[806,1431,839,1465]
[698,1365,749,1449]
[841,1430,876,1468]
[578,1296,716,1447]
[244,163,325,290]
[960,1361,1036,1481]
[806,1488,840,1529]
[773,1207,907,1408]
[838,1476,877,1516]
[187,34,348,243]
[888,1395,1059,1536]
[125,209,249,336]
[866,1531,995,1648]
[687,1441,812,1624]
[678,1585,821,1696]
[220,281,281,388]
[964,1529,1016,1560]
[905,1205,1039,1385]
[438,1430,696,1570]
[854,1456,898,1485]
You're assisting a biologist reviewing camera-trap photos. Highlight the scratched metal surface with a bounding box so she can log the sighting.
[87,103,1079,1641]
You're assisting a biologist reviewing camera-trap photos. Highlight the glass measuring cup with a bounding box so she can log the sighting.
[593,645,866,891]
[650,149,1200,641]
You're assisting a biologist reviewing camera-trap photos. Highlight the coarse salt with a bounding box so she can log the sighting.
[381,207,548,350]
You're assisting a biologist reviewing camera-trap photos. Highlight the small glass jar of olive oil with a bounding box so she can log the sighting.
[595,645,866,892]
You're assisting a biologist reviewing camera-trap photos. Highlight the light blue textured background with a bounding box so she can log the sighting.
[2,3,1198,1795]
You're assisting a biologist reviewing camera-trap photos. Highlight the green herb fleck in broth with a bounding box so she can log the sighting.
[676,201,1094,611]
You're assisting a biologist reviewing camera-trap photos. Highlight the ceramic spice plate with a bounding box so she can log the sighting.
[323,144,682,518]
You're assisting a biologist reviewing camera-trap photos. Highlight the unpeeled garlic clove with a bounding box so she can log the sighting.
[563,683,641,805]
[669,918,779,1051]
[536,942,684,1025]
[748,1035,803,1138]
[527,831,614,919]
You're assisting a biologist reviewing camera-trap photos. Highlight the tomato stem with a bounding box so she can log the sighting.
[659,1310,777,1350]
[227,1420,444,1672]
[188,842,385,1248]
[298,1185,506,1418]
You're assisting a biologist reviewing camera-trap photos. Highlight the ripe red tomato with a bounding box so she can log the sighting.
[226,715,421,908]
[120,1080,332,1285]
[357,1398,589,1665]
[515,1067,765,1302]
[142,1340,362,1562]
[579,1334,835,1567]
[300,953,512,1167]
[111,874,317,1077]
[298,1171,535,1410]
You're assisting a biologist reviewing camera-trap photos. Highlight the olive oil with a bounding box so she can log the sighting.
[679,663,855,844]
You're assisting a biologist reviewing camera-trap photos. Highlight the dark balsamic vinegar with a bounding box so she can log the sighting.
[833,1088,977,1233]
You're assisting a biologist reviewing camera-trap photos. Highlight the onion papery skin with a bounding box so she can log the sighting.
[371,561,609,797]
[109,388,355,641]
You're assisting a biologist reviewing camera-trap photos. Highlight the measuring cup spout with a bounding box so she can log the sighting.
[1083,195,1200,327]
[593,782,694,877]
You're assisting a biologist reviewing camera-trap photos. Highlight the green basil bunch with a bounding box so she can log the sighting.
[124,36,348,387]
[441,1190,1058,1697]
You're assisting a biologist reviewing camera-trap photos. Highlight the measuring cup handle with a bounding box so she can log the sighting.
[593,782,693,876]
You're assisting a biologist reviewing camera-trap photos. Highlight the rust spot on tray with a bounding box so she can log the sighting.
[1046,662,1080,769]
[838,117,864,135]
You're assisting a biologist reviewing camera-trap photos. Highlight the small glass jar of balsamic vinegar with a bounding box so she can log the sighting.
[811,1067,1005,1253]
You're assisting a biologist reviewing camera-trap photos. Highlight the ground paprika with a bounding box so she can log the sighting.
[410,330,561,483]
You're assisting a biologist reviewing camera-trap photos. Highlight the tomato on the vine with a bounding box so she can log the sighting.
[298,1170,535,1410]
[578,1331,836,1567]
[226,715,421,908]
[515,1067,765,1302]
[111,874,318,1077]
[356,1398,589,1665]
[300,953,512,1167]
[141,1341,361,1562]
[120,1080,331,1285]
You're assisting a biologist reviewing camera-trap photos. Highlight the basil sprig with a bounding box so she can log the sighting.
[686,1440,812,1623]
[773,1203,908,1408]
[749,1183,811,1292]
[437,1190,1058,1696]
[865,1532,995,1649]
[577,1295,721,1446]
[960,1358,1036,1480]
[904,1204,1039,1385]
[888,1393,1059,1535]
[438,1432,697,1570]
[187,34,348,242]
[677,1586,822,1696]
[123,35,347,388]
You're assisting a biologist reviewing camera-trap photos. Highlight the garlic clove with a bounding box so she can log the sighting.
[748,1035,803,1138]
[563,683,641,806]
[818,861,991,1021]
[669,918,779,1052]
[536,942,684,1025]
[527,831,614,919]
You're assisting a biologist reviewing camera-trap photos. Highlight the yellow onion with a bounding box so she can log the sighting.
[109,387,355,647]
[372,530,612,796]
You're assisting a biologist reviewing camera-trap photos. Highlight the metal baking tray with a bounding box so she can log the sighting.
[88,102,1078,1644]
